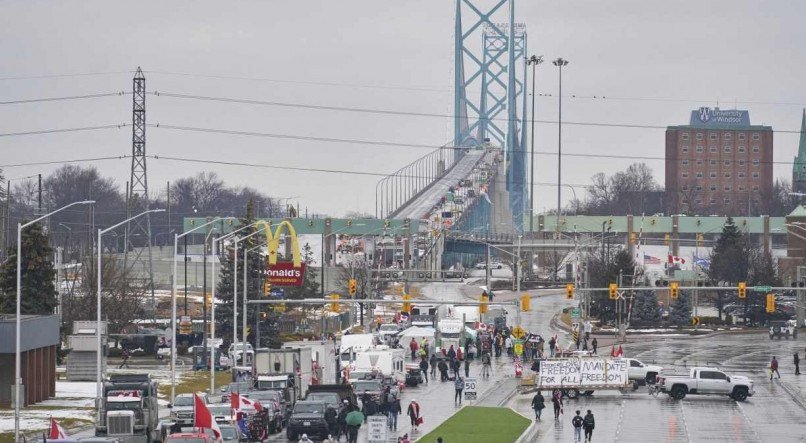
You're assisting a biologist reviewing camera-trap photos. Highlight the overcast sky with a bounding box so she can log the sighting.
[1,0,804,218]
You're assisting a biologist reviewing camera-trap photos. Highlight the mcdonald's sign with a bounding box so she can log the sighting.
[258,220,307,287]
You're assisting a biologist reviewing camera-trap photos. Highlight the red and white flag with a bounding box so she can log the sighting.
[49,417,68,439]
[231,392,262,413]
[194,393,223,443]
[616,345,624,358]
[668,255,686,265]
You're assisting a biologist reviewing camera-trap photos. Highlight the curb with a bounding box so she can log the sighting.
[515,420,539,443]
[775,378,806,412]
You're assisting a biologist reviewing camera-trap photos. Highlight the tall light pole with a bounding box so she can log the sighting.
[526,55,544,234]
[14,199,95,442]
[552,57,569,235]
[232,226,269,348]
[96,209,164,416]
[171,217,230,404]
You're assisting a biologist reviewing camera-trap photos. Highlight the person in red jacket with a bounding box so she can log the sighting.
[409,338,419,361]
[770,356,781,380]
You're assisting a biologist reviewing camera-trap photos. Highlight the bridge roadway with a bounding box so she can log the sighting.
[392,150,485,221]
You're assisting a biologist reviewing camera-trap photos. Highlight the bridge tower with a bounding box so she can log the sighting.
[454,0,528,232]
[124,67,156,312]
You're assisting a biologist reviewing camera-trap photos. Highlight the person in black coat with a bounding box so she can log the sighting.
[530,391,545,421]
[419,357,429,383]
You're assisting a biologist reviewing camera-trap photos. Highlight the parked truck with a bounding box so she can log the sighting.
[282,340,337,384]
[95,374,161,443]
[658,367,754,401]
[254,347,313,423]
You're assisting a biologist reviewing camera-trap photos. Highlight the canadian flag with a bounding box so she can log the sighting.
[49,417,68,439]
[194,393,223,443]
[231,392,261,413]
[610,345,624,358]
[668,255,686,265]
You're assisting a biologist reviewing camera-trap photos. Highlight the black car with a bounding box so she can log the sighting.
[286,401,329,441]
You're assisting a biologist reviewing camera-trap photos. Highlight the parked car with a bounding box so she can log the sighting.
[770,320,798,340]
[659,367,754,401]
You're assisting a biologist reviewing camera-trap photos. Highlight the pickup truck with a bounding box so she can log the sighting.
[659,367,754,401]
[625,358,664,385]
[286,401,329,441]
[770,320,798,340]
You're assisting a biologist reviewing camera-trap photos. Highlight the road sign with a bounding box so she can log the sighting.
[511,326,526,339]
[269,288,285,298]
[208,338,223,347]
[464,377,477,401]
[754,285,772,293]
[691,317,700,326]
[571,308,580,319]
[367,415,387,443]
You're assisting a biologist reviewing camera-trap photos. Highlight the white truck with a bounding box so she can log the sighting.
[453,306,480,329]
[436,317,464,353]
[254,347,313,402]
[283,340,337,384]
[624,358,664,386]
[350,348,406,378]
[338,333,378,367]
[658,367,754,401]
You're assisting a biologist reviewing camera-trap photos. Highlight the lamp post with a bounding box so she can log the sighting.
[526,55,544,233]
[14,200,95,443]
[232,226,269,348]
[96,208,164,417]
[171,217,230,404]
[552,57,569,235]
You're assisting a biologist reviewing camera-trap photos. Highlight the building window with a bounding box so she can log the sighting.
[738,146,746,154]
[682,159,689,166]
[696,145,704,153]
[696,133,704,140]
[752,133,760,140]
[753,159,760,167]
[696,159,704,166]
[724,185,731,192]
[710,133,717,140]
[752,146,760,153]
[710,184,717,191]
[738,133,746,141]
[696,185,703,191]
[723,133,732,140]
[753,185,759,191]
[710,159,717,166]
[724,160,732,166]
[682,184,689,191]
[739,185,746,191]
[739,160,746,166]
[710,197,717,204]
[724,197,731,204]
[682,146,689,153]
[696,172,703,178]
[682,172,689,178]
[753,172,759,179]
[724,172,731,178]
[738,172,746,179]
[710,172,717,178]
[682,133,690,140]
[724,146,732,154]
[710,146,717,153]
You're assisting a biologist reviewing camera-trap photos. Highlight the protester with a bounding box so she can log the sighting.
[430,353,438,378]
[464,357,470,377]
[583,410,595,442]
[409,338,419,361]
[481,351,492,378]
[552,389,563,420]
[454,376,464,405]
[770,356,781,380]
[591,337,598,355]
[795,352,801,375]
[407,399,422,431]
[572,410,584,442]
[387,393,401,431]
[530,391,545,421]
[420,357,429,383]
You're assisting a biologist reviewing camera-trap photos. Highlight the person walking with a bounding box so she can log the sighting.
[419,357,429,384]
[530,391,545,421]
[583,410,595,442]
[407,399,422,431]
[453,358,461,378]
[572,410,584,442]
[795,352,801,375]
[481,351,492,378]
[591,338,598,355]
[447,345,457,364]
[505,335,513,357]
[387,393,401,431]
[429,353,437,378]
[548,336,557,357]
[770,356,781,380]
[438,359,449,382]
[119,348,130,369]
[464,357,470,377]
[551,389,563,420]
[454,376,464,405]
[409,338,419,361]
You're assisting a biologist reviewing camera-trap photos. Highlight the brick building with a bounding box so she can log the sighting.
[666,107,773,215]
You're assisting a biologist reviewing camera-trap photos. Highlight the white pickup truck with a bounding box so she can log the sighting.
[659,367,754,401]
[625,358,664,385]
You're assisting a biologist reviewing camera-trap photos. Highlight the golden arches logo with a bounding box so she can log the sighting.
[255,220,303,267]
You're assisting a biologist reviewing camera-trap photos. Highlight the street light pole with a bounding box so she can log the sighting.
[97,208,164,419]
[526,55,543,233]
[15,200,95,443]
[552,57,569,235]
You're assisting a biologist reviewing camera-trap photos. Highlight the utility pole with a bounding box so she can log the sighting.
[526,55,543,233]
[552,58,569,234]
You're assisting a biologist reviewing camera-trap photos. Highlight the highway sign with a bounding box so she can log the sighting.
[691,316,700,326]
[367,415,387,443]
[571,308,580,319]
[511,326,526,339]
[464,377,477,400]
[754,285,772,293]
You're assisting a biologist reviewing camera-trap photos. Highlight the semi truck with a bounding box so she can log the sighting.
[95,374,161,443]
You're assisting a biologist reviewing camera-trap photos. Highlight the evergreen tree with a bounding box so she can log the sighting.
[709,217,750,319]
[216,198,262,347]
[632,290,660,324]
[588,248,638,324]
[669,291,692,326]
[0,222,58,315]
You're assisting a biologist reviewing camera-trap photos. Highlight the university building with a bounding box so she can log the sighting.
[666,107,773,215]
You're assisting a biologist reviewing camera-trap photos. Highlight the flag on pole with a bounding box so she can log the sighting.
[643,254,661,265]
[194,393,223,443]
[231,392,262,413]
[49,417,68,439]
[668,255,686,265]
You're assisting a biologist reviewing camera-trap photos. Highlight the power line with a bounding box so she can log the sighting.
[151,91,805,134]
[0,92,129,105]
[0,155,129,168]
[0,123,128,138]
[0,71,134,81]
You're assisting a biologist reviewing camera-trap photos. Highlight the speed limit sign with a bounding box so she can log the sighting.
[464,377,477,400]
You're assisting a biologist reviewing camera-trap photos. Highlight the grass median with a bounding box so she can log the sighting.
[417,406,530,443]
[157,370,233,399]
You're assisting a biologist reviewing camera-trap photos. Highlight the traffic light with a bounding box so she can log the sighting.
[609,283,618,300]
[520,294,531,312]
[479,293,488,314]
[402,294,412,313]
[330,294,340,312]
[696,234,704,247]
[629,232,637,245]
[738,281,746,299]
[766,293,776,313]
[263,281,271,297]
[348,279,357,296]
[664,234,670,246]
[566,283,575,300]
[670,281,679,299]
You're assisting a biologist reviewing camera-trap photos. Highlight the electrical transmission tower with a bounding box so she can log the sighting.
[125,67,156,313]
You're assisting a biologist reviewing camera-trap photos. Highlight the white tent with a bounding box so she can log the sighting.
[397,326,436,338]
